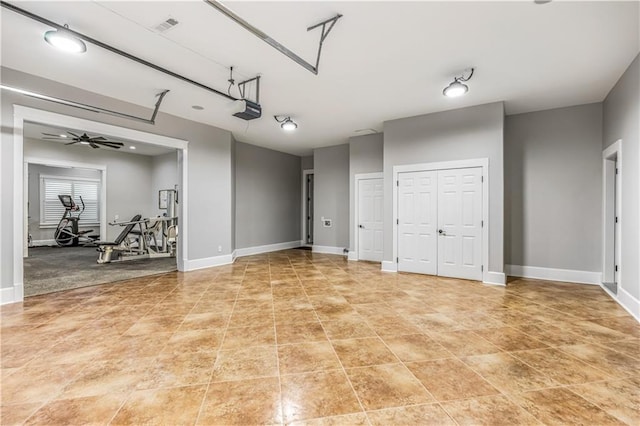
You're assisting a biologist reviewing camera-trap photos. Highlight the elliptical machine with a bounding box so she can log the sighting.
[54,195,98,247]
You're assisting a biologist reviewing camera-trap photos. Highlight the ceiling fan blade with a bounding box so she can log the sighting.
[100,140,124,146]
[89,142,100,149]
[98,142,123,149]
[42,137,64,140]
[89,136,107,141]
[67,131,80,138]
[65,141,79,145]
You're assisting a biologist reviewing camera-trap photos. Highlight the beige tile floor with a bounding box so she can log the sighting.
[1,249,638,425]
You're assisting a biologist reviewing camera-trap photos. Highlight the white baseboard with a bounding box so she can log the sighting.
[347,250,357,261]
[1,283,23,305]
[235,240,302,257]
[506,264,602,285]
[381,261,397,272]
[483,271,506,286]
[184,254,234,271]
[603,285,640,322]
[312,245,346,255]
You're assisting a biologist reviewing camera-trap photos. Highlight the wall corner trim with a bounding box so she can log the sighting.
[600,285,640,323]
[1,284,23,306]
[235,241,302,258]
[381,261,398,272]
[506,264,602,285]
[483,271,506,286]
[185,254,234,271]
[312,245,346,255]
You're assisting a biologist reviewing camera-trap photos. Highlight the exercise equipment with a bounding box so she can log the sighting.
[54,195,99,246]
[96,189,178,264]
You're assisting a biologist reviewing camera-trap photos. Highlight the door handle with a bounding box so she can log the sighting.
[438,229,445,235]
[359,224,365,229]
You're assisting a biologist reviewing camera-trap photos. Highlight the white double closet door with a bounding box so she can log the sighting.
[398,167,483,280]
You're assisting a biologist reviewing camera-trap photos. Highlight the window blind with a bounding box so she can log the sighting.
[40,176,100,226]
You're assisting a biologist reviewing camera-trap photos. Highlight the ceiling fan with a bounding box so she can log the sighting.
[42,131,125,149]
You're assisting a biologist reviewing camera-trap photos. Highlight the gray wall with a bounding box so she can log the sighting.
[235,142,301,249]
[383,102,505,273]
[348,133,384,250]
[505,103,603,272]
[150,152,178,217]
[313,144,349,249]
[27,164,101,242]
[1,67,233,289]
[603,54,639,301]
[301,155,313,171]
[24,138,155,241]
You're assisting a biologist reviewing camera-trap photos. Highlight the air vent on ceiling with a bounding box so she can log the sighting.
[153,17,179,33]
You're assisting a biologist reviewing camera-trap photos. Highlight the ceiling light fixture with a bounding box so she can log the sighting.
[59,134,67,138]
[274,116,298,131]
[44,24,87,54]
[443,68,475,98]
[129,146,136,150]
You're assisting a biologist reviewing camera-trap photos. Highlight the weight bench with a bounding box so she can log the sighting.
[96,214,142,264]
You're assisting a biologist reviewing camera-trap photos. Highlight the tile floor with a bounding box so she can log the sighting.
[1,250,638,425]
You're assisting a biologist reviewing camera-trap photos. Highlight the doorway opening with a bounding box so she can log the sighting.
[302,169,314,246]
[602,140,621,294]
[10,105,188,303]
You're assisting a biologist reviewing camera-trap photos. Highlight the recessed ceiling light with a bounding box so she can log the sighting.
[129,146,136,150]
[44,25,87,54]
[192,105,204,110]
[59,134,67,138]
[80,141,90,145]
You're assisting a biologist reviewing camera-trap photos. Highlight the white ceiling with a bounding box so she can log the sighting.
[24,122,177,156]
[2,1,638,156]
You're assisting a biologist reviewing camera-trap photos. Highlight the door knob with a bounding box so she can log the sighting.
[438,229,444,234]
[359,224,364,229]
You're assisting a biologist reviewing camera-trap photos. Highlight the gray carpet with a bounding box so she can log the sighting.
[24,246,177,297]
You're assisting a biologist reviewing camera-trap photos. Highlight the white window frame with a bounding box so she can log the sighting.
[39,174,101,227]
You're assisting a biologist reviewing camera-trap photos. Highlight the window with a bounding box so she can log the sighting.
[40,175,100,226]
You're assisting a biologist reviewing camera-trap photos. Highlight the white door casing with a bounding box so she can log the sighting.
[357,178,383,262]
[397,171,438,274]
[437,167,483,280]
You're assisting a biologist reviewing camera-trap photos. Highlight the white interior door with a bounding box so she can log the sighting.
[437,167,483,280]
[397,171,438,274]
[358,178,383,261]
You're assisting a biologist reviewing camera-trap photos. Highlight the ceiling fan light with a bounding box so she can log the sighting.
[443,80,468,98]
[281,118,298,131]
[80,141,90,145]
[44,28,86,54]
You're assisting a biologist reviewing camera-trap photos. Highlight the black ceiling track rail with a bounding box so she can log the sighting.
[0,0,257,106]
[203,0,342,75]
[0,84,170,125]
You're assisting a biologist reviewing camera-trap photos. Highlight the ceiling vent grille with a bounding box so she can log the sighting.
[153,18,179,33]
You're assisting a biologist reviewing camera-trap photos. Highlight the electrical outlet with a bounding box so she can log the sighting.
[218,245,222,253]
[323,219,332,227]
